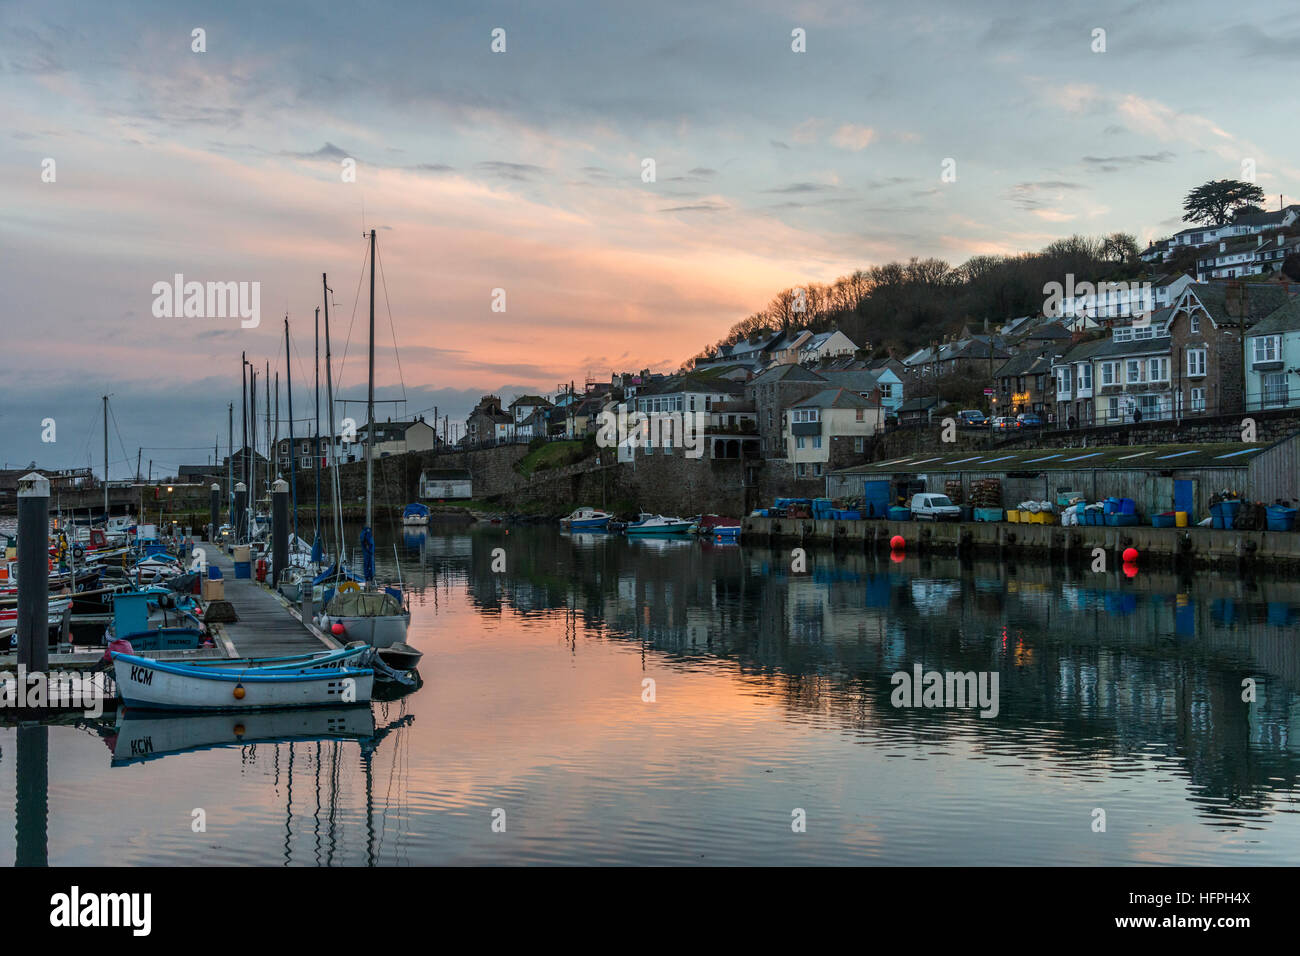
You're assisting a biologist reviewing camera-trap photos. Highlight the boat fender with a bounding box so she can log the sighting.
[73,545,85,559]
[233,683,246,700]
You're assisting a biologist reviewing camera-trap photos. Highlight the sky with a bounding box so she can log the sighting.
[2,0,1297,476]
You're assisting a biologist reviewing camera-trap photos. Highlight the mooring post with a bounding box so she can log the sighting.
[271,478,289,589]
[209,482,220,542]
[234,481,248,548]
[15,723,48,867]
[16,472,49,674]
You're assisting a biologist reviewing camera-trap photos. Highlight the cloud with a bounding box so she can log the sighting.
[830,124,876,151]
[475,161,546,181]
[1082,151,1176,172]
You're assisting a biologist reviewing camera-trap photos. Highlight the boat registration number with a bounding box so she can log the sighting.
[129,665,154,686]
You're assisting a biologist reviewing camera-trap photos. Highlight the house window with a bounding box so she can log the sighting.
[796,436,806,450]
[855,408,864,421]
[1147,358,1169,382]
[1253,336,1281,364]
[792,409,820,423]
[1264,372,1287,406]
[1106,396,1121,421]
[1190,387,1205,412]
[1126,359,1142,384]
[854,437,864,453]
[796,463,807,478]
[1187,349,1206,377]
[812,436,822,449]
[1189,313,1200,333]
[880,384,893,397]
[1078,364,1091,391]
[1101,362,1118,386]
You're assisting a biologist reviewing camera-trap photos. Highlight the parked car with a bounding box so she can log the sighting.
[909,493,963,521]
[957,410,988,429]
[1017,412,1043,428]
[992,416,1019,431]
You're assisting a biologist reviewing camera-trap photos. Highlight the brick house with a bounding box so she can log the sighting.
[745,363,827,457]
[1165,282,1296,417]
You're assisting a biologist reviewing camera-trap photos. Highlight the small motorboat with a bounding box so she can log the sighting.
[624,513,694,535]
[402,503,430,526]
[560,507,613,530]
[110,650,375,711]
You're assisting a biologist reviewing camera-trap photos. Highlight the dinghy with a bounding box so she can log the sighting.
[111,651,374,711]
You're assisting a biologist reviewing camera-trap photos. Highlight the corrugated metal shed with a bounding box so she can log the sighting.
[827,433,1300,516]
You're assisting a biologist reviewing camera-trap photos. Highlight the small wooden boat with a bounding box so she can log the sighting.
[111,651,374,711]
[376,642,422,670]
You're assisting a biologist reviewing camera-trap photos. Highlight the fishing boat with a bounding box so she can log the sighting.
[318,585,410,648]
[111,650,375,711]
[402,503,430,526]
[105,590,210,652]
[624,513,694,535]
[696,514,742,540]
[110,704,375,766]
[560,507,612,530]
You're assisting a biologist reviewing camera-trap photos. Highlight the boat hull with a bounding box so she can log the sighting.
[321,612,410,649]
[112,652,374,711]
[568,518,610,530]
[625,523,692,535]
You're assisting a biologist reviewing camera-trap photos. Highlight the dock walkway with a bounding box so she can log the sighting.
[206,545,338,659]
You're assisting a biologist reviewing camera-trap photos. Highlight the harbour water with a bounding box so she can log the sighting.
[2,524,1299,865]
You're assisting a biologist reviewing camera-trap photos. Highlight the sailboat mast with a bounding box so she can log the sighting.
[101,395,108,522]
[366,228,376,533]
[323,272,343,565]
[249,365,256,533]
[285,316,298,549]
[264,360,270,495]
[314,306,321,540]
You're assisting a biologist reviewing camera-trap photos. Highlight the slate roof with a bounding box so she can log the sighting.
[1249,297,1300,336]
[1180,282,1296,327]
[790,387,876,409]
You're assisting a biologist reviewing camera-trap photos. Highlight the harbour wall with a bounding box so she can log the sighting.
[741,515,1300,571]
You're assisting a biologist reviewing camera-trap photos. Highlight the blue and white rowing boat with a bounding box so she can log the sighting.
[402,502,430,526]
[111,651,375,711]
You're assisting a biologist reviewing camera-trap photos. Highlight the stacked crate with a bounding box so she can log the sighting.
[970,478,1004,522]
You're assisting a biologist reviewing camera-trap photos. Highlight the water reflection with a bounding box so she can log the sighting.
[4,524,1300,865]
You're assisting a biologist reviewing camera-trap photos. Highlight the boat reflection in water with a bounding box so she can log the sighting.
[110,705,376,766]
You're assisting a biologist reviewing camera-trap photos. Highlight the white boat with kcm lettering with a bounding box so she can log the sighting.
[111,650,374,711]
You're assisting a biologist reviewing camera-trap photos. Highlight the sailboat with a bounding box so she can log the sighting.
[317,230,410,648]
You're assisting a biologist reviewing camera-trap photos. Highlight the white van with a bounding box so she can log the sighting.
[909,493,962,521]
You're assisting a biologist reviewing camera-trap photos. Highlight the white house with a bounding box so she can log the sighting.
[783,388,883,479]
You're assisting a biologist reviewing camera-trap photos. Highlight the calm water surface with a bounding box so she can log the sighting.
[3,524,1300,865]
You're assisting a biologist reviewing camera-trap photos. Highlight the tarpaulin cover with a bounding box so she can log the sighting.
[324,590,402,617]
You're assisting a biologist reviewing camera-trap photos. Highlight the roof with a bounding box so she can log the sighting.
[509,394,552,408]
[1054,336,1111,364]
[897,395,938,413]
[1180,282,1296,327]
[994,351,1056,378]
[645,375,744,396]
[421,468,471,480]
[1250,297,1300,336]
[789,387,876,409]
[749,363,827,386]
[817,369,887,392]
[831,439,1271,475]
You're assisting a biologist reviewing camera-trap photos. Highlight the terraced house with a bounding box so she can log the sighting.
[1051,282,1297,424]
[1245,296,1300,410]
